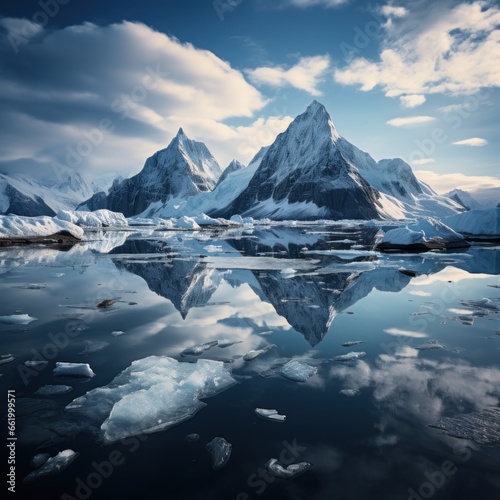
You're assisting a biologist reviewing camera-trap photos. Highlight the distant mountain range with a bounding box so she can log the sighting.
[2,101,497,220]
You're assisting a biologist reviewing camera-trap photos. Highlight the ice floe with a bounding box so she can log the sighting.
[34,385,73,396]
[57,209,128,228]
[206,437,232,469]
[243,344,276,361]
[280,360,317,382]
[264,458,311,478]
[333,352,366,362]
[0,215,84,240]
[24,449,79,483]
[0,314,37,325]
[181,340,218,356]
[66,357,236,443]
[255,408,287,422]
[53,362,95,378]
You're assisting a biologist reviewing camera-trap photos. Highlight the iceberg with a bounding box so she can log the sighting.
[378,217,469,251]
[264,458,311,478]
[280,360,317,382]
[24,450,79,483]
[206,437,232,469]
[57,209,128,228]
[0,214,83,240]
[53,362,95,378]
[255,408,286,422]
[443,208,500,239]
[66,357,236,443]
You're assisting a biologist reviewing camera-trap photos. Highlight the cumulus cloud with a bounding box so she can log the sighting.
[334,1,500,97]
[399,94,426,108]
[248,55,331,96]
[0,19,268,178]
[452,137,488,147]
[380,5,408,18]
[386,116,435,127]
[415,170,500,194]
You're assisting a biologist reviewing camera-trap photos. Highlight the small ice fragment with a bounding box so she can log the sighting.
[264,458,311,479]
[415,341,445,351]
[341,341,364,347]
[280,268,297,276]
[24,360,48,368]
[340,389,359,397]
[97,299,115,309]
[280,360,317,382]
[333,352,366,362]
[186,433,200,442]
[217,339,243,348]
[111,331,125,337]
[243,344,276,361]
[30,453,50,469]
[255,408,286,422]
[78,340,110,355]
[206,437,232,469]
[0,314,37,325]
[0,354,14,365]
[181,341,218,356]
[24,450,79,482]
[53,362,95,378]
[34,385,73,396]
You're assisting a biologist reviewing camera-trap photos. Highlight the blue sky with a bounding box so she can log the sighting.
[0,0,498,193]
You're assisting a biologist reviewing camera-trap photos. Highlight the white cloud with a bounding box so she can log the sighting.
[0,19,268,177]
[380,5,408,18]
[452,137,488,147]
[334,2,500,97]
[386,116,435,127]
[411,158,435,165]
[399,94,426,108]
[281,0,348,7]
[415,170,500,194]
[248,55,330,96]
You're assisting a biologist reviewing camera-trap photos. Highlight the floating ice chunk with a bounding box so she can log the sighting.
[243,344,276,361]
[78,340,110,355]
[255,408,286,422]
[0,354,14,365]
[0,314,37,325]
[217,339,243,348]
[111,331,125,337]
[181,341,218,356]
[24,360,48,368]
[430,407,500,445]
[280,360,317,382]
[66,357,236,443]
[341,341,364,347]
[264,458,311,479]
[415,341,445,351]
[206,437,232,469]
[24,449,79,483]
[30,453,50,469]
[34,385,73,396]
[333,352,366,362]
[340,389,359,397]
[53,362,95,378]
[280,268,297,276]
[186,433,200,442]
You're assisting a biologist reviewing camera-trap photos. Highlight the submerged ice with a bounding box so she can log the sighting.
[264,458,311,478]
[24,450,79,483]
[206,437,232,469]
[280,360,317,382]
[66,356,236,443]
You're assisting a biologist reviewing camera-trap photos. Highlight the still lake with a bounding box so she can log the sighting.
[1,222,499,500]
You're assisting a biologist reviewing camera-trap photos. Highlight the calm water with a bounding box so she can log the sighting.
[1,224,499,500]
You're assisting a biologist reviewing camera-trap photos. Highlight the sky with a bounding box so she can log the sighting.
[0,0,498,194]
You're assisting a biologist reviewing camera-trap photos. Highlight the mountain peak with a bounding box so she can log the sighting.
[295,100,340,142]
[176,127,186,139]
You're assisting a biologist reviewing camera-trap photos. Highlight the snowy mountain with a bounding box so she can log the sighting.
[141,146,269,219]
[0,171,116,217]
[215,160,245,188]
[211,101,461,220]
[445,188,500,210]
[80,128,223,217]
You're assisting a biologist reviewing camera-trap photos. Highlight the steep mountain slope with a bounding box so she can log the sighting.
[80,128,222,217]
